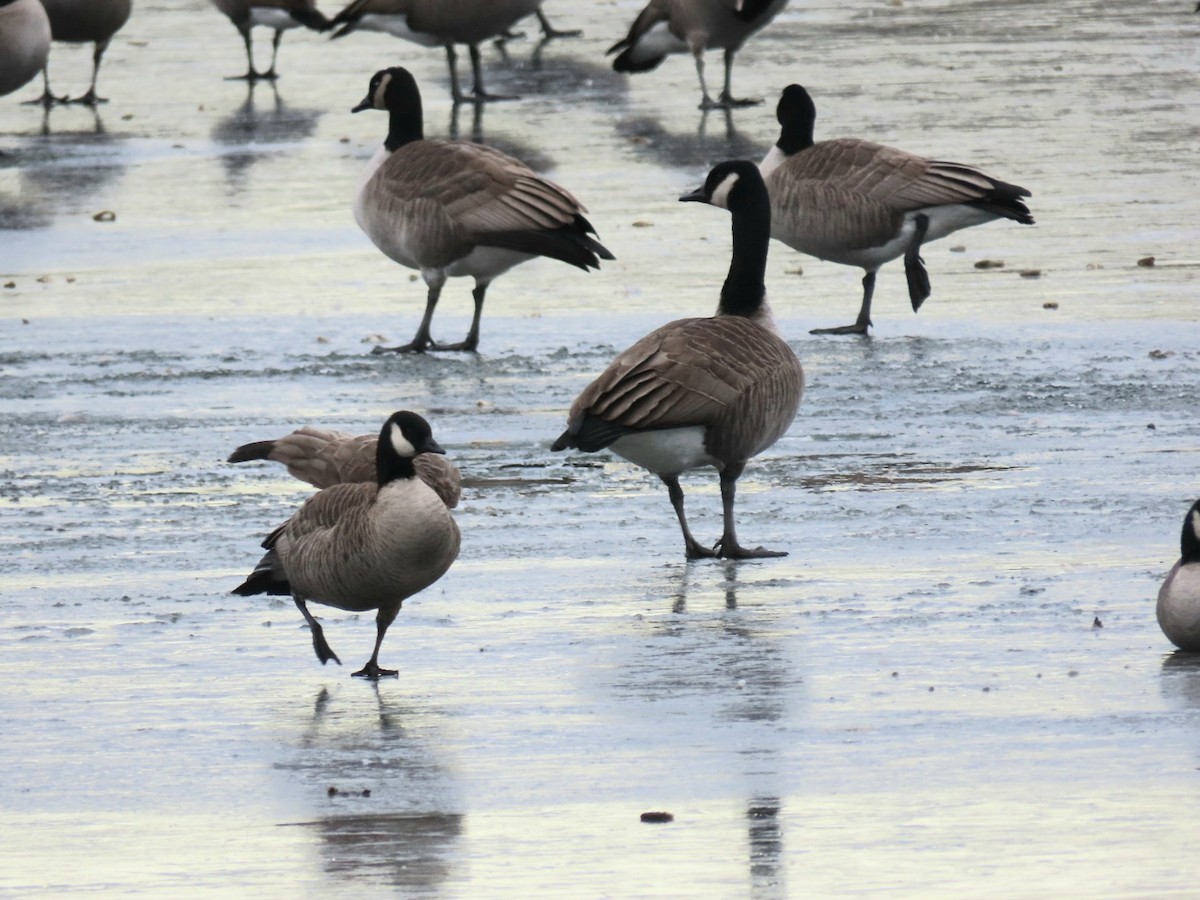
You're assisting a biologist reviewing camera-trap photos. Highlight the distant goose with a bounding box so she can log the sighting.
[228,424,462,508]
[608,0,788,110]
[232,411,461,679]
[330,0,547,103]
[208,0,331,82]
[0,0,51,99]
[1157,499,1200,652]
[351,66,614,353]
[552,160,803,559]
[760,84,1035,335]
[30,0,131,105]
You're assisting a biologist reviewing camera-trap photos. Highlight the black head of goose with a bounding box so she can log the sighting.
[208,0,331,82]
[761,83,1035,336]
[330,0,546,103]
[28,0,131,105]
[551,160,804,560]
[351,66,614,354]
[232,411,461,679]
[608,0,789,110]
[228,423,462,508]
[1157,499,1200,652]
[0,0,51,99]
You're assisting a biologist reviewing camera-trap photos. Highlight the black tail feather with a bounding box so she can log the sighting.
[227,440,274,464]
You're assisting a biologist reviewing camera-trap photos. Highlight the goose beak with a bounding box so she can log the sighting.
[419,438,446,456]
[679,185,707,203]
[351,94,373,113]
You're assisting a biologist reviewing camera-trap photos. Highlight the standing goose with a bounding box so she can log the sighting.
[608,0,788,110]
[330,0,545,103]
[28,0,131,105]
[232,411,461,679]
[1157,499,1200,652]
[351,66,614,353]
[761,84,1035,335]
[0,0,51,99]
[228,424,462,508]
[551,160,803,560]
[208,0,331,82]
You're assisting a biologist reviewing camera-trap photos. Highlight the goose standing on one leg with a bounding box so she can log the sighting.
[330,0,541,103]
[608,0,788,110]
[552,160,803,560]
[0,0,51,100]
[1157,499,1200,652]
[228,424,462,508]
[351,66,614,353]
[29,0,131,105]
[208,0,331,82]
[232,411,461,679]
[760,84,1034,336]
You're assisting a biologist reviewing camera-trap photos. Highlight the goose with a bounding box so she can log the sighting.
[228,424,462,508]
[760,84,1035,335]
[0,0,50,99]
[330,0,545,103]
[608,0,788,110]
[232,411,461,679]
[351,66,614,353]
[551,160,803,560]
[1157,499,1200,652]
[208,0,331,82]
[29,0,131,105]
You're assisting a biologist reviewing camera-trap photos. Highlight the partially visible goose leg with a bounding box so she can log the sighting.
[904,212,931,312]
[295,598,342,666]
[227,28,263,81]
[373,272,444,354]
[71,39,112,105]
[662,474,718,560]
[467,44,515,102]
[716,48,759,108]
[714,463,786,559]
[692,46,721,110]
[258,29,284,81]
[353,606,400,679]
[24,67,66,107]
[431,281,487,352]
[536,9,581,39]
[810,271,876,336]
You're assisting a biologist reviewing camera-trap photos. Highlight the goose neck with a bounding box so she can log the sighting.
[384,107,423,152]
[719,199,771,318]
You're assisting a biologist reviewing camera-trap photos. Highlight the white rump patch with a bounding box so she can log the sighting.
[389,423,417,458]
[250,8,299,30]
[609,427,716,475]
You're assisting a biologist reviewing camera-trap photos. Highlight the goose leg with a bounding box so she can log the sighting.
[72,40,111,105]
[295,598,342,666]
[905,212,931,312]
[662,474,717,560]
[810,271,876,336]
[258,29,284,81]
[226,27,262,81]
[353,607,400,679]
[373,272,443,354]
[468,43,516,102]
[692,47,720,110]
[714,464,786,559]
[431,281,487,352]
[716,48,759,108]
[444,45,467,104]
[24,66,66,107]
[536,9,581,39]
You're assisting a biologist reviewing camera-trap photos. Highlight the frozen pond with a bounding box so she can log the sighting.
[3,0,1200,895]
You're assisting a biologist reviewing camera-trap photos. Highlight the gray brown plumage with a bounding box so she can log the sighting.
[228,425,462,508]
[352,67,612,353]
[552,161,803,560]
[208,0,330,81]
[232,411,461,679]
[608,0,788,109]
[0,0,50,98]
[32,0,131,104]
[761,84,1034,335]
[1157,499,1200,652]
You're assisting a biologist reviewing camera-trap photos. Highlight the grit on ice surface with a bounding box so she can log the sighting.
[2,0,1200,895]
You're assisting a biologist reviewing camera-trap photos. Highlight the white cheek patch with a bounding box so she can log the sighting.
[373,72,392,110]
[710,172,741,210]
[389,423,416,458]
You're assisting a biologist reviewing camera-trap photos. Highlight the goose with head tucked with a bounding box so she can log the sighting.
[608,0,788,110]
[228,423,462,508]
[351,66,614,353]
[1157,499,1200,653]
[760,84,1034,336]
[232,411,461,679]
[0,0,50,100]
[28,0,131,105]
[208,0,331,82]
[552,160,803,560]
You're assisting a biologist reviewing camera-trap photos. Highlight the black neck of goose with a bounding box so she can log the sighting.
[384,104,423,152]
[1183,507,1200,563]
[375,441,417,486]
[718,195,771,318]
[777,115,814,155]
